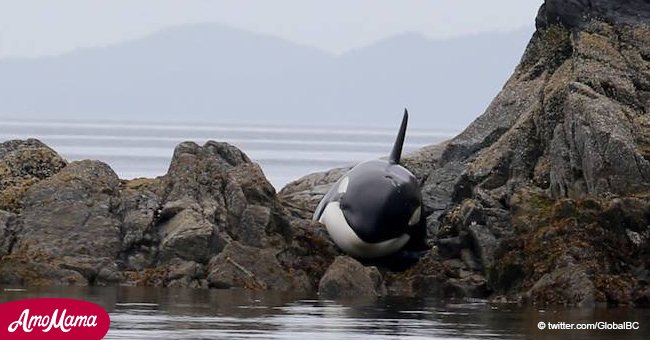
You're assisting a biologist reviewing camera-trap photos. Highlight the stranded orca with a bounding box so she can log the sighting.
[313,109,426,259]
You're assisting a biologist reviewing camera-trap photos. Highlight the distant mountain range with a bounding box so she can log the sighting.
[0,23,533,130]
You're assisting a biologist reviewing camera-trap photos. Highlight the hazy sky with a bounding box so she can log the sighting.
[0,0,542,59]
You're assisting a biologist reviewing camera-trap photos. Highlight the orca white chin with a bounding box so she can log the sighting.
[319,202,410,259]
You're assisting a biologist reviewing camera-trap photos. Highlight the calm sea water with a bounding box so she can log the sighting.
[0,286,647,339]
[0,120,453,188]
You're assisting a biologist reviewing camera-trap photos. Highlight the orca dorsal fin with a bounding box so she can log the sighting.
[389,109,408,164]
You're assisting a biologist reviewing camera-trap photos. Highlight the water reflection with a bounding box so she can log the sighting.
[0,286,647,339]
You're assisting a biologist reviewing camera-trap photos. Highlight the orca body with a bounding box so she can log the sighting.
[313,110,424,259]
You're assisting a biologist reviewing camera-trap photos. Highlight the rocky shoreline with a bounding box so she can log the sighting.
[1,0,649,307]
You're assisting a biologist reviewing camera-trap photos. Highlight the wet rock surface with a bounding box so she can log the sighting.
[318,256,386,298]
[491,192,650,307]
[0,0,649,307]
[206,241,297,291]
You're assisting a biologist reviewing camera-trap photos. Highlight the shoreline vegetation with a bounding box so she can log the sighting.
[1,0,649,307]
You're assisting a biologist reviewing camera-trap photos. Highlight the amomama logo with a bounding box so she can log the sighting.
[0,298,110,339]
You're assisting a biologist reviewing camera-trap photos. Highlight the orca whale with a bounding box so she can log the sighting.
[313,109,425,259]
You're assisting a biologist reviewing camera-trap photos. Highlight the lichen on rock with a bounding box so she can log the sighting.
[0,139,67,212]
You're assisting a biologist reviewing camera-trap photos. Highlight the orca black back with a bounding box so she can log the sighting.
[313,109,425,259]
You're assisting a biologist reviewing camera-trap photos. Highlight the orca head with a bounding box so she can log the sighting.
[338,159,422,244]
[315,109,422,258]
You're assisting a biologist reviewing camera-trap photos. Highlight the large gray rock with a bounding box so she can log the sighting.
[466,223,498,271]
[164,258,207,288]
[441,72,546,165]
[153,141,292,264]
[114,140,300,287]
[277,219,340,291]
[5,160,122,284]
[206,241,303,291]
[401,142,448,183]
[0,139,66,212]
[537,0,650,30]
[461,16,650,199]
[0,210,15,257]
[157,207,217,263]
[159,141,234,245]
[20,160,122,255]
[384,250,489,298]
[279,167,350,219]
[233,204,272,247]
[318,256,386,298]
[0,258,88,286]
[0,139,338,291]
[117,178,161,270]
[526,264,596,307]
[421,161,467,234]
